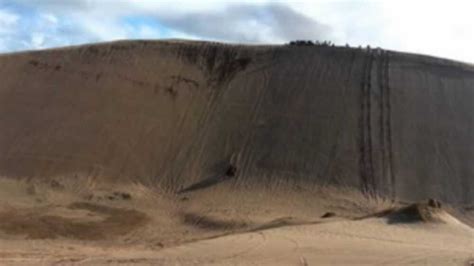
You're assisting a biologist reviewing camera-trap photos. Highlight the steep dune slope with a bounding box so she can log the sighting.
[0,40,472,205]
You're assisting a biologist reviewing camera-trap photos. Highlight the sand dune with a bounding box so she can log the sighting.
[0,40,473,264]
[0,40,473,203]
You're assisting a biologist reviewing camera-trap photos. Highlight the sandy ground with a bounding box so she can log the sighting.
[0,40,473,265]
[1,219,473,265]
[0,177,472,265]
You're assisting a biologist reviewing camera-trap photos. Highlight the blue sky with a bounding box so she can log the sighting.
[0,0,473,63]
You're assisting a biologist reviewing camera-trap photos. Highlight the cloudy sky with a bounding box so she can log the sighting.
[0,0,473,63]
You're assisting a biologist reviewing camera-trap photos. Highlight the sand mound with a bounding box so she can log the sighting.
[361,199,472,229]
[386,202,446,224]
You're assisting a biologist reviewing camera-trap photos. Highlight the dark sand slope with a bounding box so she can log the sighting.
[0,40,473,204]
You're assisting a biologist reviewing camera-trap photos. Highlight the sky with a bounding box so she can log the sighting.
[0,0,473,63]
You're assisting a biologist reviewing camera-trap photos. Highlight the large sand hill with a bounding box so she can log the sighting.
[0,40,472,264]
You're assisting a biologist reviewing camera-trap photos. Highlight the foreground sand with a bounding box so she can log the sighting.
[0,220,474,265]
[0,177,472,265]
[2,218,472,265]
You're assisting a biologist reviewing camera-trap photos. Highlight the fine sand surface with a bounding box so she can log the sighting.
[0,40,473,264]
[0,177,472,265]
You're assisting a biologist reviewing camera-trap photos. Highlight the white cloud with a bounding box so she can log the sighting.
[40,13,58,24]
[0,8,19,34]
[0,9,19,25]
[75,16,127,41]
[373,1,474,62]
[150,3,332,43]
[134,25,160,39]
[31,32,45,48]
